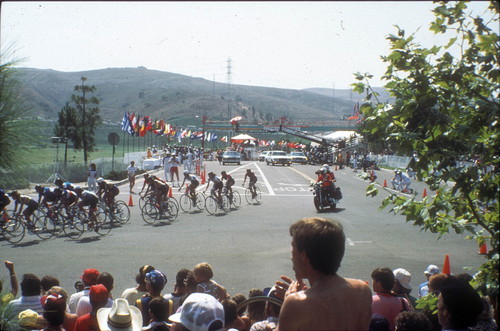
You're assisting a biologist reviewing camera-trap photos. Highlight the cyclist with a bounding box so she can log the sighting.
[204,172,223,204]
[96,178,120,209]
[243,169,258,198]
[221,171,235,200]
[152,176,171,216]
[36,186,63,209]
[54,178,75,191]
[0,189,11,222]
[60,188,79,212]
[179,170,199,203]
[9,191,39,229]
[74,187,98,226]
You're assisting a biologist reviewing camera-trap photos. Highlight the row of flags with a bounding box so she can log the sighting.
[120,111,308,149]
[120,112,219,142]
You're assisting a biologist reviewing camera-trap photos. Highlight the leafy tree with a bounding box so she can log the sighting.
[353,0,499,302]
[71,77,101,164]
[54,102,79,163]
[0,50,30,187]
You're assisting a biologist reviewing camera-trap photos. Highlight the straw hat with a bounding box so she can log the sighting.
[97,298,142,331]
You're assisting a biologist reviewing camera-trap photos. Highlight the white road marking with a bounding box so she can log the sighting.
[347,238,373,246]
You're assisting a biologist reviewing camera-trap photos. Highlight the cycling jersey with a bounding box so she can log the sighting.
[81,191,99,208]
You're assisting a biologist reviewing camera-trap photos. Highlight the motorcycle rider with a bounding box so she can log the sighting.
[316,166,335,201]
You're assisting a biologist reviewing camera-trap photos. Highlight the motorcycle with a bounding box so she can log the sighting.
[312,181,342,212]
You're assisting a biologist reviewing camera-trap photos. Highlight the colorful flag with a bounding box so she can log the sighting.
[121,111,132,134]
[348,103,360,120]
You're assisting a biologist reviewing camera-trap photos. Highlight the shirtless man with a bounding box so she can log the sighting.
[275,217,372,330]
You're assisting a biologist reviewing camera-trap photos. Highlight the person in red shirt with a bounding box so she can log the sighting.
[74,284,109,331]
[316,167,335,199]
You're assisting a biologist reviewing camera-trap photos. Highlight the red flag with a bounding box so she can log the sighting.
[348,103,359,120]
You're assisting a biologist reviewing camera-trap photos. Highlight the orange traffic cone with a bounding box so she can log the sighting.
[128,194,134,207]
[442,254,451,275]
[201,169,206,184]
[383,179,387,188]
[479,243,488,255]
[168,186,173,198]
[422,188,428,198]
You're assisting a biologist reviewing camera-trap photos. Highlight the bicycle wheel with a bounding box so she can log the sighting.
[230,191,241,208]
[164,200,179,220]
[51,213,65,235]
[205,196,219,215]
[179,194,192,213]
[2,218,25,244]
[141,201,158,224]
[245,188,253,204]
[64,211,86,239]
[32,214,55,240]
[95,213,113,236]
[220,195,230,212]
[114,201,130,224]
[194,192,205,211]
[254,187,262,204]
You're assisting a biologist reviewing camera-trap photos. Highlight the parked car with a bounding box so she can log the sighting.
[289,151,308,164]
[258,151,270,162]
[222,151,241,165]
[265,150,292,166]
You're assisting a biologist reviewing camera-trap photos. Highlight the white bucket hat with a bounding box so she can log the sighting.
[97,298,142,331]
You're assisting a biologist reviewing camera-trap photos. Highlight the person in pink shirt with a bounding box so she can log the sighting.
[371,267,412,331]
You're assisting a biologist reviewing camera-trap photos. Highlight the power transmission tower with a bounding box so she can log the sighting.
[226,58,232,119]
[332,82,335,115]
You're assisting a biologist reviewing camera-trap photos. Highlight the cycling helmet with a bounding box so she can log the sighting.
[96,177,105,184]
[221,171,227,176]
[143,173,150,179]
[34,185,43,193]
[54,178,63,186]
[322,164,330,171]
[9,190,20,198]
[183,170,190,175]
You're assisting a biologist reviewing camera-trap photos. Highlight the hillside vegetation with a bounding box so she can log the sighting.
[13,67,378,123]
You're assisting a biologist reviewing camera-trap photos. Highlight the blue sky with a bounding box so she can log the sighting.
[1,1,495,90]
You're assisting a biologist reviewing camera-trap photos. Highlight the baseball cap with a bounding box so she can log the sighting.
[145,270,167,291]
[90,284,109,304]
[81,268,100,285]
[424,264,440,276]
[43,293,67,314]
[169,293,224,331]
[393,268,412,290]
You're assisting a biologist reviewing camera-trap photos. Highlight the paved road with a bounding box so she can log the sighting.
[1,161,485,300]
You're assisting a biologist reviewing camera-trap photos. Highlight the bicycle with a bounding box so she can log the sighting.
[179,187,205,213]
[67,205,110,239]
[141,196,179,224]
[245,185,262,204]
[1,210,25,243]
[204,191,230,215]
[99,199,130,225]
[222,187,241,209]
[36,206,62,238]
[1,209,55,243]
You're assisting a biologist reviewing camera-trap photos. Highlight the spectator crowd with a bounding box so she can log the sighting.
[1,217,497,331]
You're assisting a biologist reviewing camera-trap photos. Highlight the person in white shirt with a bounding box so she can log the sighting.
[127,161,138,193]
